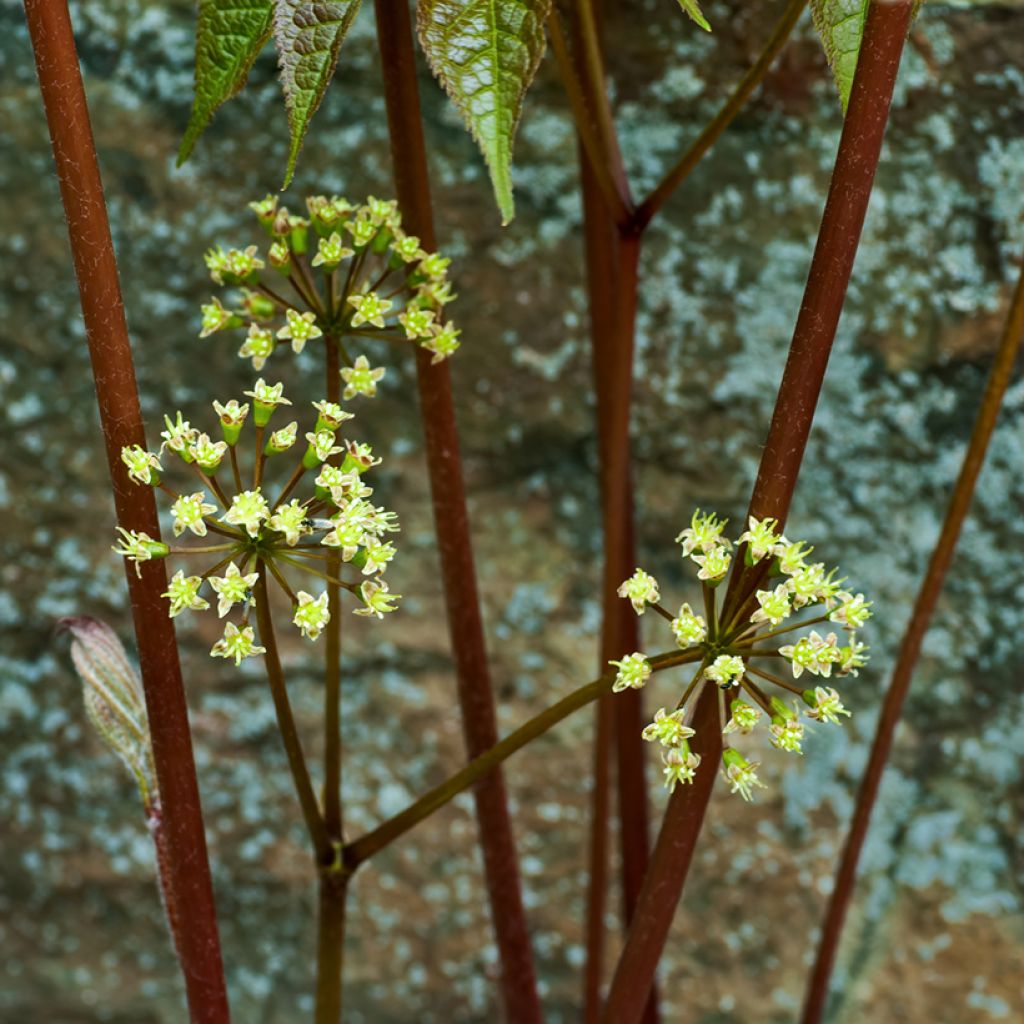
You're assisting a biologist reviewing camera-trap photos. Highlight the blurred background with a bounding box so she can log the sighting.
[1,1,1022,1020]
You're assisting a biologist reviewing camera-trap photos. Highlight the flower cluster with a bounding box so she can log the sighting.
[114,385,401,666]
[612,511,870,800]
[201,195,461,385]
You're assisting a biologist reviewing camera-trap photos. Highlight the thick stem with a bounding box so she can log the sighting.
[633,0,809,231]
[372,3,542,1020]
[800,255,1024,1024]
[602,5,916,1020]
[345,649,702,866]
[22,2,229,1019]
[315,872,349,1024]
[254,566,333,864]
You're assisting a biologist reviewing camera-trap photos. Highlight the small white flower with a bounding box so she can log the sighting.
[189,433,228,473]
[738,516,781,563]
[276,309,322,355]
[222,490,270,538]
[304,429,344,463]
[610,652,651,692]
[641,708,695,748]
[293,591,331,641]
[208,562,259,618]
[692,544,731,583]
[675,509,729,556]
[829,592,872,630]
[170,491,217,537]
[662,747,701,792]
[211,622,265,665]
[617,569,660,615]
[113,528,168,576]
[420,324,462,363]
[397,306,435,340]
[239,325,275,369]
[162,571,209,617]
[340,355,386,400]
[722,752,766,802]
[355,578,401,618]
[723,699,761,735]
[268,500,310,546]
[670,603,707,648]
[347,291,393,329]
[751,583,792,626]
[121,445,161,486]
[803,686,851,724]
[310,232,354,268]
[705,654,745,689]
[160,412,197,455]
[769,717,804,754]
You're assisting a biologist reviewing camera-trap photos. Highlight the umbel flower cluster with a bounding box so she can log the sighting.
[200,194,461,382]
[114,383,400,666]
[612,511,871,800]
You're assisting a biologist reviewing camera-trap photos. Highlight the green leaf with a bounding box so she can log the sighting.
[417,0,552,225]
[178,0,274,165]
[810,0,869,111]
[273,0,362,189]
[676,0,711,32]
[811,1,922,112]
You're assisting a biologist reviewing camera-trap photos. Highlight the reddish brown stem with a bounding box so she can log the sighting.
[22,1,229,1019]
[800,255,1024,1024]
[602,4,916,1020]
[372,2,542,1020]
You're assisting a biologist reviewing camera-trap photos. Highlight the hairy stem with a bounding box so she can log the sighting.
[23,2,229,1019]
[372,2,542,1019]
[602,4,916,1020]
[800,254,1024,1024]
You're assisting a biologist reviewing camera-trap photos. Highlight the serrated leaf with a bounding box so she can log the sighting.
[178,0,274,165]
[676,0,711,32]
[811,1,922,111]
[417,0,551,225]
[810,0,869,111]
[273,0,361,188]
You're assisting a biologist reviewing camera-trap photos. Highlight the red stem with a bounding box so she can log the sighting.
[602,4,916,1020]
[372,3,542,1020]
[22,1,229,1020]
[800,255,1024,1024]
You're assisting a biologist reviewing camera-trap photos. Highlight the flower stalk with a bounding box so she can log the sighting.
[602,3,917,1020]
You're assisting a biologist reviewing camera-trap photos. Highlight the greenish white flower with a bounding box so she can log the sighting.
[292,591,330,641]
[311,232,354,268]
[738,515,781,563]
[641,708,694,748]
[777,540,813,575]
[268,500,309,546]
[355,578,401,618]
[705,654,745,689]
[312,401,353,432]
[340,355,386,399]
[348,291,392,329]
[266,421,298,454]
[421,324,462,363]
[160,412,197,456]
[723,699,761,735]
[239,325,275,370]
[752,583,792,626]
[277,309,322,354]
[670,603,707,648]
[675,509,728,556]
[209,562,259,618]
[769,716,804,754]
[213,399,249,430]
[211,622,265,665]
[199,297,237,338]
[243,379,292,427]
[692,544,731,582]
[829,592,872,630]
[662,748,701,791]
[170,491,217,537]
[419,252,451,280]
[610,652,651,692]
[162,571,209,617]
[121,445,161,486]
[189,433,228,473]
[398,306,435,340]
[304,429,343,464]
[722,750,765,802]
[343,440,381,472]
[222,490,270,538]
[362,537,397,575]
[392,234,426,263]
[113,528,169,576]
[617,569,660,615]
[802,686,851,724]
